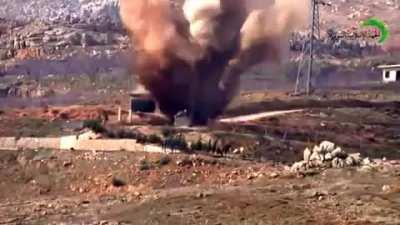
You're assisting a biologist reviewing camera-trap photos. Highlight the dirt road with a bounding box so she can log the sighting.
[219,110,304,123]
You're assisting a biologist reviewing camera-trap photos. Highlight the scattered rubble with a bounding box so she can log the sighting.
[291,141,370,172]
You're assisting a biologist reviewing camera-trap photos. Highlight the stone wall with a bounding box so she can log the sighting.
[0,136,170,153]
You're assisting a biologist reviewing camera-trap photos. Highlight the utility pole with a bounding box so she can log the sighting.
[294,0,324,95]
[306,0,319,95]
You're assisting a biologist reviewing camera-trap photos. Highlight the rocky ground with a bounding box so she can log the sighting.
[0,0,400,225]
[0,142,399,225]
[0,88,400,224]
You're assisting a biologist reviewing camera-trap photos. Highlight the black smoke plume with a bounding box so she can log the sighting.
[119,0,309,125]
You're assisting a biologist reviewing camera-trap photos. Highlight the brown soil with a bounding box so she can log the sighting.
[0,149,399,225]
[0,89,399,225]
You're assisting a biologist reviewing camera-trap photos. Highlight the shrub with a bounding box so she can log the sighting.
[136,133,148,144]
[175,137,188,150]
[111,177,127,187]
[106,130,116,138]
[116,129,127,138]
[83,119,105,133]
[113,129,139,139]
[138,159,151,171]
[161,127,174,138]
[166,134,188,150]
[148,134,163,144]
[124,130,138,139]
[190,137,203,151]
[157,155,171,166]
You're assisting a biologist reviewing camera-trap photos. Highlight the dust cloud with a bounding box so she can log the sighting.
[119,0,310,125]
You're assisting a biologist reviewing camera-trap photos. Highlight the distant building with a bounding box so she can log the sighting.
[377,64,400,83]
[0,84,9,98]
[130,85,156,113]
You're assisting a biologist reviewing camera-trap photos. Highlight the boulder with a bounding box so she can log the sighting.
[291,141,368,172]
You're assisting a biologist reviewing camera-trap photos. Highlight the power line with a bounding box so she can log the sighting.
[294,0,329,95]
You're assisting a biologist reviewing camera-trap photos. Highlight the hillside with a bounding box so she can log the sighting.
[0,0,399,86]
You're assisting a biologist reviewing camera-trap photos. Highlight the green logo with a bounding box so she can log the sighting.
[360,17,390,44]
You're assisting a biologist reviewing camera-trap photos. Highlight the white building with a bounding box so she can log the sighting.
[377,64,400,83]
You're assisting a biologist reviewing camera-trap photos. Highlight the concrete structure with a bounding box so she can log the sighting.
[75,139,139,151]
[0,137,60,151]
[378,64,400,83]
[60,135,79,150]
[123,84,158,123]
[130,85,156,113]
[0,137,17,150]
[0,136,175,153]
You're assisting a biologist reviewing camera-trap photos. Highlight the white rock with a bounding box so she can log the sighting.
[325,152,333,161]
[309,159,323,168]
[291,161,307,172]
[348,153,362,164]
[331,147,346,158]
[303,147,312,162]
[362,157,371,165]
[332,158,345,168]
[269,172,279,178]
[321,153,326,162]
[358,165,374,173]
[310,151,321,162]
[319,140,335,152]
[232,148,241,154]
[345,156,355,166]
[313,145,322,153]
[78,130,102,140]
[382,185,391,192]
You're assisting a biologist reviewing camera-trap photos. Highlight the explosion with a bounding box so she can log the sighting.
[119,0,309,125]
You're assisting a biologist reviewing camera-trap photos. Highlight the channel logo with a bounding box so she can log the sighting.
[360,17,390,44]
